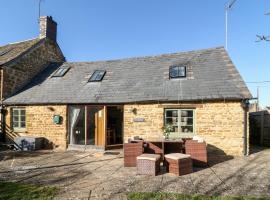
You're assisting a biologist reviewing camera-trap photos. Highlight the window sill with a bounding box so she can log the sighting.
[13,129,27,133]
[168,133,195,139]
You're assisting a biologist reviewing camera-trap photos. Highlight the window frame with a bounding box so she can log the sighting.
[88,70,106,82]
[11,107,26,132]
[164,108,195,138]
[51,66,70,77]
[169,65,187,79]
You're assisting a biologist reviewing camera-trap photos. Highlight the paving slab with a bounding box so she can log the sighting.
[0,148,270,199]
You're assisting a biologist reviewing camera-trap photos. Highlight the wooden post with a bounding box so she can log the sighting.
[260,111,264,146]
[104,106,107,149]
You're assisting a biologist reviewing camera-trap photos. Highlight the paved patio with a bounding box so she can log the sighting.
[0,148,270,200]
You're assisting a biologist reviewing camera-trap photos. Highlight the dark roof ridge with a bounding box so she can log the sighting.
[65,46,225,64]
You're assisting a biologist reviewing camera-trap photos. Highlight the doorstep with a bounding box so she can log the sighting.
[67,144,105,152]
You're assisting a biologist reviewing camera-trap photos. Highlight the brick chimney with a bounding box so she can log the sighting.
[39,16,57,41]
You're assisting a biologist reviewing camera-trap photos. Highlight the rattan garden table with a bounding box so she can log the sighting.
[144,139,184,160]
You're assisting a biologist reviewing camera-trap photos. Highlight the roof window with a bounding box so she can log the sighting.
[88,70,106,82]
[169,65,186,79]
[52,66,70,77]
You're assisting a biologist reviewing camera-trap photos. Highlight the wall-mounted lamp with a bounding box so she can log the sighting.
[47,107,55,112]
[129,108,137,115]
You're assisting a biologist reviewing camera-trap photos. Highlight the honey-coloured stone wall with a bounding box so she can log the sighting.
[124,101,248,156]
[5,105,67,150]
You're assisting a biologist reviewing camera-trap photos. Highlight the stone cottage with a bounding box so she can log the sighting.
[0,16,252,156]
[0,16,65,143]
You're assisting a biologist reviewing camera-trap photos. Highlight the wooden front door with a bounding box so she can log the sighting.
[94,107,105,146]
[86,106,106,147]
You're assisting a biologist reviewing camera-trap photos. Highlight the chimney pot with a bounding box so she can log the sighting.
[39,16,57,41]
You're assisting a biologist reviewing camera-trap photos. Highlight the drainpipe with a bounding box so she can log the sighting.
[242,99,250,156]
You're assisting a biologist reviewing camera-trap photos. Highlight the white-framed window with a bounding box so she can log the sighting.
[12,108,26,131]
[164,109,195,138]
[169,65,186,79]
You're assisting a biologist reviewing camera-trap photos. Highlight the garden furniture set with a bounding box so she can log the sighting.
[124,138,208,176]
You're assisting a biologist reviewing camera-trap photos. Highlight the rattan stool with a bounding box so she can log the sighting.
[164,153,193,176]
[137,154,161,176]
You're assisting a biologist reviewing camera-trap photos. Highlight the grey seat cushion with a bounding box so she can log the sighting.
[165,153,191,160]
[137,154,160,161]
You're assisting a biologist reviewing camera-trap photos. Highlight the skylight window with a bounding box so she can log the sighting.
[88,70,106,82]
[52,66,70,77]
[169,65,186,79]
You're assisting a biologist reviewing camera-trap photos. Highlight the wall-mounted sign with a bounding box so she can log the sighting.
[133,118,145,122]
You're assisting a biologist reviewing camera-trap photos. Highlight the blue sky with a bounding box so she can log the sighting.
[0,0,269,107]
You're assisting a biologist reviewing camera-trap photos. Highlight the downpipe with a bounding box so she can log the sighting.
[242,99,250,156]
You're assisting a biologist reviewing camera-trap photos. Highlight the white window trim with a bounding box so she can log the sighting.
[164,108,196,138]
[12,107,26,132]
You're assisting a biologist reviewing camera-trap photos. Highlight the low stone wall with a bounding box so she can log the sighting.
[124,101,247,156]
[5,105,67,150]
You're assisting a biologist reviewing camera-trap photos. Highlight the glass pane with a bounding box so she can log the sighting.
[166,110,172,117]
[172,110,178,117]
[21,122,26,128]
[169,67,178,78]
[187,118,193,125]
[165,118,173,124]
[20,109,26,116]
[69,106,85,145]
[13,110,19,115]
[181,110,193,117]
[13,116,19,122]
[13,122,19,128]
[95,72,103,80]
[90,71,99,80]
[181,117,193,125]
[178,66,186,77]
[181,126,193,133]
[166,118,178,126]
[21,116,26,122]
[166,110,178,117]
[53,67,70,77]
[89,70,106,82]
[172,126,178,132]
[86,107,100,145]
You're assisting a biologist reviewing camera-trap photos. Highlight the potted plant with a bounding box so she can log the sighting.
[162,124,174,140]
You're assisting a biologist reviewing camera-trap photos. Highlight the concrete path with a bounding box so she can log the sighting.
[0,148,270,200]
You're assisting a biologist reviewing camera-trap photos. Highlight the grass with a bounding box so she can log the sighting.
[127,192,270,200]
[0,181,59,200]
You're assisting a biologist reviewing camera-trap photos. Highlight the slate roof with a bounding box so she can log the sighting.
[0,38,43,66]
[4,46,252,105]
